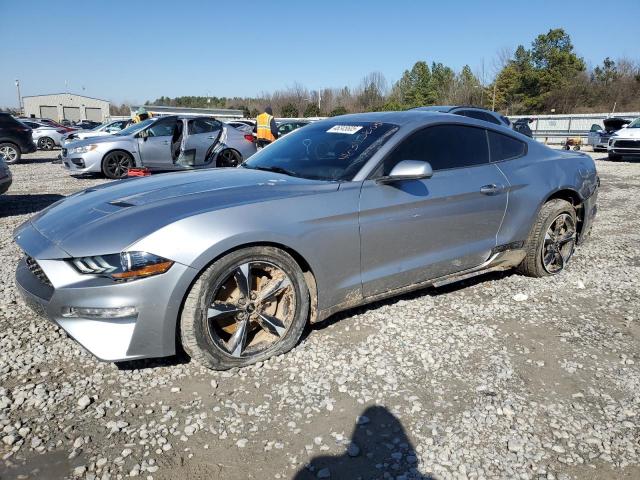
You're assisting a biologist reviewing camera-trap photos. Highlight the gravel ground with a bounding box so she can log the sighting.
[0,150,638,480]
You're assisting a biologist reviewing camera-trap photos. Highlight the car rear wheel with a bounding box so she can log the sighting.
[180,246,310,370]
[0,143,21,164]
[38,137,55,151]
[518,199,577,277]
[102,151,133,179]
[217,149,241,168]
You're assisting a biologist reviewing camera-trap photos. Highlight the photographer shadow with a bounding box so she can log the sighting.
[293,405,433,480]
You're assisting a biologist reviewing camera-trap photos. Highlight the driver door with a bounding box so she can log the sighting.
[359,124,509,297]
[137,117,177,168]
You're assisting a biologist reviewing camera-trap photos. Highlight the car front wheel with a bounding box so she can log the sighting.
[518,199,577,277]
[180,246,310,370]
[102,151,133,179]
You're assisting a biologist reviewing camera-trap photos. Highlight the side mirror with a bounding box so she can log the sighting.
[137,130,149,140]
[377,160,433,184]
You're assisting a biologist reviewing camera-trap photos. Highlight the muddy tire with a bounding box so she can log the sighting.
[518,199,577,278]
[180,246,310,370]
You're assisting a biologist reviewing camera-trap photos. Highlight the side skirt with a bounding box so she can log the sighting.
[315,248,527,322]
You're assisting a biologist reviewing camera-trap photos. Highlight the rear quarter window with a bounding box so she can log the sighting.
[488,130,527,162]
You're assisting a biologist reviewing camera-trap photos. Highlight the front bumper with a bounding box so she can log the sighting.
[60,148,103,173]
[608,139,640,157]
[14,223,197,361]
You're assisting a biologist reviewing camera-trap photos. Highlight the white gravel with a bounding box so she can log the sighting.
[0,149,638,479]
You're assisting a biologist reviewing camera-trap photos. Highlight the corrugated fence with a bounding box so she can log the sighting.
[508,112,639,144]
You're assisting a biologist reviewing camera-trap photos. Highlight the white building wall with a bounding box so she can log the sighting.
[23,94,110,122]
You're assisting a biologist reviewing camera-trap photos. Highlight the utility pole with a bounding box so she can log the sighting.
[15,79,22,114]
[491,82,497,111]
[317,90,321,114]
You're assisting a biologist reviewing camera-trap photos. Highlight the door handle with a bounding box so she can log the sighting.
[207,136,216,139]
[162,140,169,145]
[480,184,504,195]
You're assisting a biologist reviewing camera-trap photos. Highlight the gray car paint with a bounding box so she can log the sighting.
[14,111,599,362]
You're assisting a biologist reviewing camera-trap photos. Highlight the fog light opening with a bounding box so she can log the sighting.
[61,306,137,319]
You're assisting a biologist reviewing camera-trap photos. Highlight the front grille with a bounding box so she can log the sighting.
[25,256,53,287]
[614,140,640,149]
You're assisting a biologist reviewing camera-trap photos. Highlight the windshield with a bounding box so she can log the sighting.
[115,118,154,136]
[242,121,399,181]
[627,118,640,128]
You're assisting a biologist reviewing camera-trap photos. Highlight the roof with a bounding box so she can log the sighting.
[22,93,110,103]
[315,110,453,126]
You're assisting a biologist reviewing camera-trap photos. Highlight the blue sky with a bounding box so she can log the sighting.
[1,0,639,107]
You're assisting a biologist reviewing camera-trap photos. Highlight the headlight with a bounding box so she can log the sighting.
[70,252,174,281]
[71,144,98,154]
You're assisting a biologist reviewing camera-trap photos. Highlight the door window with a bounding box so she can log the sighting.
[188,118,222,135]
[147,118,177,137]
[488,130,527,162]
[589,124,602,132]
[379,124,489,175]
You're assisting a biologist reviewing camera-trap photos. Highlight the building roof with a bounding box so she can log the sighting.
[22,93,110,103]
[133,105,243,116]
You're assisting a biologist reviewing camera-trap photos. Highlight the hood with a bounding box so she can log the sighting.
[612,127,640,140]
[16,168,338,258]
[64,134,127,148]
[603,117,630,132]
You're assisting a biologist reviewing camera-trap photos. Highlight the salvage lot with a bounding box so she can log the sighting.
[0,151,638,479]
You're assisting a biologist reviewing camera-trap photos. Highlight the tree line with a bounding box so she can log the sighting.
[110,28,639,118]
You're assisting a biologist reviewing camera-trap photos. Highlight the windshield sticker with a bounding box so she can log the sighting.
[327,125,363,135]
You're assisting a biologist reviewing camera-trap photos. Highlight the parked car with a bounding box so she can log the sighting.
[61,115,256,178]
[0,113,37,164]
[412,106,512,129]
[607,117,640,160]
[14,111,599,369]
[20,117,76,134]
[63,119,132,144]
[277,120,311,137]
[20,120,67,150]
[74,120,102,130]
[588,118,631,152]
[0,156,12,195]
[226,121,255,135]
[512,118,534,138]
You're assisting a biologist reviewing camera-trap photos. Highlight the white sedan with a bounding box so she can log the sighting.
[20,120,68,150]
[62,119,132,145]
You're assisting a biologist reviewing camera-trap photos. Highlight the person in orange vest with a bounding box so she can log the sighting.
[255,106,279,149]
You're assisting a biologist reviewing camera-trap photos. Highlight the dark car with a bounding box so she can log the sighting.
[74,120,102,130]
[277,120,311,137]
[513,118,534,138]
[0,113,37,164]
[411,106,512,129]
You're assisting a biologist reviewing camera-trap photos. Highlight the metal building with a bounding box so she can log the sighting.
[22,93,110,122]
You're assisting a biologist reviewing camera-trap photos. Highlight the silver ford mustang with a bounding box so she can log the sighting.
[14,111,599,370]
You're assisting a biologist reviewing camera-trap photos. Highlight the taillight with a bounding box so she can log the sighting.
[244,134,255,143]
